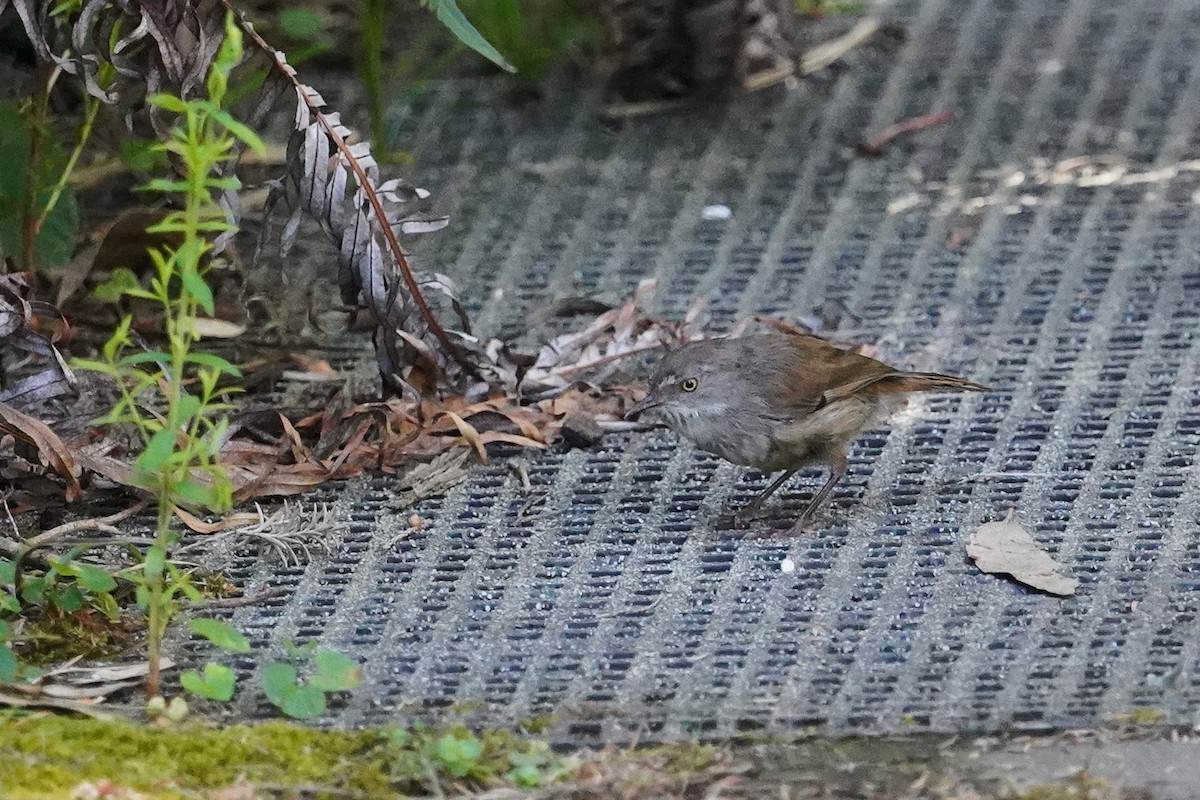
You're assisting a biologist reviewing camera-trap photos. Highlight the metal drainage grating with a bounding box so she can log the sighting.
[182,0,1200,742]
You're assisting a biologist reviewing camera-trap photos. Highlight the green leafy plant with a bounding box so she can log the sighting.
[0,552,129,674]
[457,0,600,79]
[74,12,264,699]
[178,618,250,702]
[261,648,363,720]
[383,724,569,791]
[0,99,80,271]
[0,619,33,684]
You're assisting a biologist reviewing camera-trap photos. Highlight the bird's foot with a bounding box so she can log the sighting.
[716,506,768,530]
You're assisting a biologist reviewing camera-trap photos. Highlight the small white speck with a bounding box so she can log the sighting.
[492,287,505,300]
[1039,59,1063,75]
[887,192,922,214]
[780,558,796,574]
[701,204,732,221]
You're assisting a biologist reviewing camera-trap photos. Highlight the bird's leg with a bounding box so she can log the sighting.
[746,469,796,515]
[720,470,796,528]
[789,451,848,533]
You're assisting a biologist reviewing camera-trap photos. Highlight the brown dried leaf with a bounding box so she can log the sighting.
[0,401,82,501]
[229,462,331,502]
[966,510,1079,596]
[0,274,76,407]
[436,410,488,464]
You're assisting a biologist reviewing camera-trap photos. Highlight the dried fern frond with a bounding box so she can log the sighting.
[235,11,482,398]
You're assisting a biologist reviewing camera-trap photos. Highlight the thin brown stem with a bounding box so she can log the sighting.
[857,110,954,157]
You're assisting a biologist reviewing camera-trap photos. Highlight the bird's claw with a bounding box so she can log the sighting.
[716,507,767,530]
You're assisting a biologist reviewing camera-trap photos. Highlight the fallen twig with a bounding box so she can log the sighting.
[857,110,953,157]
[188,586,290,610]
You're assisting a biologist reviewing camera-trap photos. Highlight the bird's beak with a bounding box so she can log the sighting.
[624,394,660,421]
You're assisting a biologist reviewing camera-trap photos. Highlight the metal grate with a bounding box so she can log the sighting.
[187,0,1200,741]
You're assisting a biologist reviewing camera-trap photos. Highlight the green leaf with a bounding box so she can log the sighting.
[0,619,10,640]
[143,545,166,582]
[0,560,15,585]
[140,178,192,193]
[508,764,543,789]
[70,562,118,593]
[280,684,326,719]
[209,109,265,155]
[190,618,251,653]
[20,576,47,605]
[309,651,362,692]
[185,352,242,377]
[147,93,189,113]
[180,662,236,701]
[424,0,515,72]
[53,584,84,612]
[116,350,173,367]
[135,428,177,476]
[181,269,215,315]
[261,662,298,706]
[93,267,157,303]
[171,479,223,511]
[0,645,19,683]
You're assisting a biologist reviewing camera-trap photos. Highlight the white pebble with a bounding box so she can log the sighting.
[780,557,796,574]
[701,204,732,221]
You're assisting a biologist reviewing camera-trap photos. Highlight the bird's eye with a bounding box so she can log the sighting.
[680,378,699,392]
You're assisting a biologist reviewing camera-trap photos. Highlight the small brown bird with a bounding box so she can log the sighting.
[625,332,989,532]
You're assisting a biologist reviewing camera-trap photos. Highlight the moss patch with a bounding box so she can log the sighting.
[0,714,570,799]
[0,715,392,798]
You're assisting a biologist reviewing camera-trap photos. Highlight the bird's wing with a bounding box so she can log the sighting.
[766,334,906,416]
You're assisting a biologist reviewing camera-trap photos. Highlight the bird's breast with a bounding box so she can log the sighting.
[666,411,778,469]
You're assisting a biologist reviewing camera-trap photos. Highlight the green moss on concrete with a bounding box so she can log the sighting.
[0,714,563,799]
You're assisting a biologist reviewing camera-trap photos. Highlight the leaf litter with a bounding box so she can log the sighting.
[966,509,1079,596]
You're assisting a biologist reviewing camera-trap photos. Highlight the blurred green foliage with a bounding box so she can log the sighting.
[0,101,79,271]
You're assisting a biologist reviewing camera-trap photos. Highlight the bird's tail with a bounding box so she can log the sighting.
[893,371,990,394]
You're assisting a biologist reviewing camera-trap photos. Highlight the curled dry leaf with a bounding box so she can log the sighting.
[0,401,82,502]
[0,274,76,407]
[966,509,1079,596]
